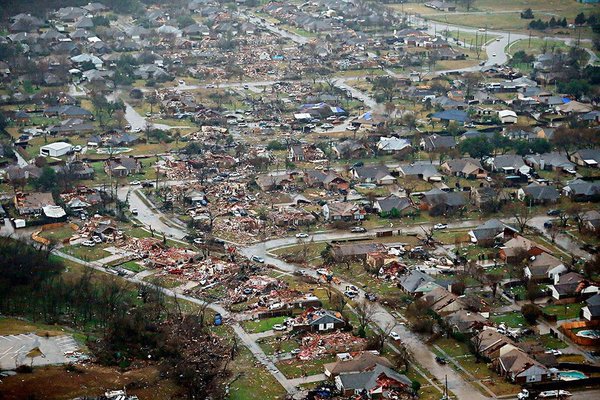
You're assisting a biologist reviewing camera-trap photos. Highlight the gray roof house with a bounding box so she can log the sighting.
[398,270,439,296]
[373,195,413,215]
[524,152,574,171]
[518,183,560,204]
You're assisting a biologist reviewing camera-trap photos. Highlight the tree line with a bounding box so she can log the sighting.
[0,237,232,399]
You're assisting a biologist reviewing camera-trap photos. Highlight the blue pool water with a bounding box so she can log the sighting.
[559,370,587,380]
[576,329,600,339]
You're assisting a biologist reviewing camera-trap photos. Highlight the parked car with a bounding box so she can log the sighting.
[316,268,330,276]
[433,223,448,230]
[365,292,377,301]
[389,331,401,341]
[92,236,102,243]
[351,226,367,233]
[295,233,309,238]
[130,208,138,215]
[344,290,358,299]
[435,356,447,365]
[517,389,529,399]
[130,180,141,185]
[273,324,286,331]
[82,240,95,247]
[547,209,562,216]
[537,390,571,398]
[193,238,204,244]
[291,348,301,355]
[251,255,265,263]
[544,349,562,356]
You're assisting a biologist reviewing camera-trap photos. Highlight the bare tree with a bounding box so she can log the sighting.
[355,300,376,337]
[507,202,532,232]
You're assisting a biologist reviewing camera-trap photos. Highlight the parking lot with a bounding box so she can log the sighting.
[0,334,79,370]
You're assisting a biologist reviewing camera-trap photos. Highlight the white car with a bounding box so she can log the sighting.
[295,233,309,238]
[130,208,138,215]
[193,238,204,244]
[389,331,401,341]
[272,324,286,331]
[485,176,492,182]
[130,180,141,185]
[206,84,216,89]
[73,145,82,152]
[433,223,448,230]
[92,236,102,243]
[82,240,96,247]
[537,390,571,398]
[316,268,330,276]
[492,53,497,57]
[178,80,185,84]
[251,255,265,263]
[544,349,562,356]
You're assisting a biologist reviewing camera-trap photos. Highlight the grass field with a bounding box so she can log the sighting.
[394,0,597,35]
[228,346,287,400]
[62,243,111,262]
[508,37,572,56]
[39,224,76,243]
[490,311,527,327]
[543,303,584,320]
[276,355,337,379]
[242,316,288,334]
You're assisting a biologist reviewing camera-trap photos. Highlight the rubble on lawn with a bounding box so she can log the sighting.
[298,332,367,361]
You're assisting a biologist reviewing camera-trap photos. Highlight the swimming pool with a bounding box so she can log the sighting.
[576,329,600,339]
[558,370,587,381]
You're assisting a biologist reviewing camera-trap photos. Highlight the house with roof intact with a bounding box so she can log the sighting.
[441,157,487,179]
[445,310,488,334]
[562,179,600,202]
[331,243,383,262]
[469,219,518,247]
[570,149,600,168]
[495,346,550,383]
[351,165,396,185]
[373,195,413,216]
[324,352,393,377]
[524,252,567,282]
[335,364,412,398]
[518,183,560,204]
[105,156,142,177]
[376,136,412,155]
[420,188,467,216]
[579,210,600,231]
[397,163,443,182]
[582,293,600,321]
[472,329,515,360]
[524,152,574,172]
[421,134,457,152]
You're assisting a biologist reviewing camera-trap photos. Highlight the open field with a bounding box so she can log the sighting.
[394,0,597,35]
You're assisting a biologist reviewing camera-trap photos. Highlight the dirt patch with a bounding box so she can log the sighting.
[0,364,183,400]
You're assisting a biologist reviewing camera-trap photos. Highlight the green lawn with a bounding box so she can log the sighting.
[539,334,568,350]
[62,244,110,262]
[490,311,527,328]
[39,225,76,242]
[119,261,145,273]
[508,38,572,57]
[258,336,300,356]
[228,346,287,400]
[242,316,288,334]
[543,303,584,320]
[276,355,337,379]
[434,338,471,358]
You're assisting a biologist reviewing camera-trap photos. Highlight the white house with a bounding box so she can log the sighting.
[40,142,73,157]
[498,110,518,124]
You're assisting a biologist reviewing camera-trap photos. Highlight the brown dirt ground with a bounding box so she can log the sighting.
[0,364,183,400]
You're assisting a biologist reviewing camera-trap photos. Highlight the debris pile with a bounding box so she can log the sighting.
[298,332,367,360]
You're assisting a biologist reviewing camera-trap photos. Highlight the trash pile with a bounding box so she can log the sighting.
[298,332,367,361]
[227,274,286,304]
